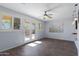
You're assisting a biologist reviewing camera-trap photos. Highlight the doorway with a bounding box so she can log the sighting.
[23,20,31,41]
[31,23,36,40]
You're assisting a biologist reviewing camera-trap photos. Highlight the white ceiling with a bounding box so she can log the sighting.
[0,3,74,21]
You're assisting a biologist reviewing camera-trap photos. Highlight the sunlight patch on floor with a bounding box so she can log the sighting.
[27,43,38,47]
[27,41,42,47]
[34,41,42,44]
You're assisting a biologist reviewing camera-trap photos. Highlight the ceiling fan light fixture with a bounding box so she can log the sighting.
[43,15,52,20]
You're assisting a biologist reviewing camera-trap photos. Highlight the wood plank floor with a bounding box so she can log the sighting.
[0,38,78,56]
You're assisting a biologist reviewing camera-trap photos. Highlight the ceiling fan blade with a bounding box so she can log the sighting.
[46,4,61,12]
[46,15,52,18]
[47,14,53,15]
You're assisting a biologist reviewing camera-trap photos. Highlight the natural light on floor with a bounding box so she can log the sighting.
[27,41,42,47]
[34,41,42,44]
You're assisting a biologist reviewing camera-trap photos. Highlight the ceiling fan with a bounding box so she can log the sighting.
[43,10,53,19]
[42,4,62,20]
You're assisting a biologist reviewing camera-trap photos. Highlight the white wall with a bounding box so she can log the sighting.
[75,24,79,56]
[75,4,79,55]
[0,6,44,52]
[0,31,25,52]
[44,4,75,41]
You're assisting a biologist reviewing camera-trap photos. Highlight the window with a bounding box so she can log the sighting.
[2,16,12,29]
[14,17,20,29]
[39,23,41,30]
[32,23,36,34]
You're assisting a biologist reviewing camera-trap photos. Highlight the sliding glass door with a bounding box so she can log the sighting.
[31,23,36,40]
[23,20,31,41]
